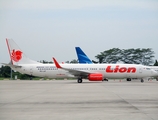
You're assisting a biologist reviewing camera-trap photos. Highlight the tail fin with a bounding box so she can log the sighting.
[75,47,93,64]
[6,38,40,65]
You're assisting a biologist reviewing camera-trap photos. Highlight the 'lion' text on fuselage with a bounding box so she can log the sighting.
[106,65,136,73]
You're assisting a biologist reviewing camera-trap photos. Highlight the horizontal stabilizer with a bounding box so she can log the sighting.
[1,63,22,68]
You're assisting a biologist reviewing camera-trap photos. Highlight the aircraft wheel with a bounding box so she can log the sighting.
[77,78,82,83]
[127,78,131,81]
[141,79,144,83]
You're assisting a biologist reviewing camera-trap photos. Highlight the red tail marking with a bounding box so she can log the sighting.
[52,57,62,68]
[6,38,13,65]
[11,50,22,62]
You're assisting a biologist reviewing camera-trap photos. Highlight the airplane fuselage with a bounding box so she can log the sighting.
[11,64,157,79]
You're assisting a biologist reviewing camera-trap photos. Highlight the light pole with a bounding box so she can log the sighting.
[10,68,12,80]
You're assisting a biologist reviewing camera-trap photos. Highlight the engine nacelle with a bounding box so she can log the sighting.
[88,73,103,81]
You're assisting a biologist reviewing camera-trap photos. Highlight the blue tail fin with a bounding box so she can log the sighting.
[75,47,93,64]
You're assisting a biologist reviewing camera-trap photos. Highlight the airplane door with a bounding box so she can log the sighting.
[139,67,142,73]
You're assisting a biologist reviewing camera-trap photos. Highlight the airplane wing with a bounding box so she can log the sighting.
[52,57,92,77]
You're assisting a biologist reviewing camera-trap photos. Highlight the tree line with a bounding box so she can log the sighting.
[93,48,156,65]
[0,48,158,79]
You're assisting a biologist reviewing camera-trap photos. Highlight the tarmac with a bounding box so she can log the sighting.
[0,79,158,120]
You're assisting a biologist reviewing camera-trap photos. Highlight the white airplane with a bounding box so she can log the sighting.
[52,57,158,83]
[149,66,158,80]
[3,39,64,79]
[75,47,158,81]
[3,39,158,83]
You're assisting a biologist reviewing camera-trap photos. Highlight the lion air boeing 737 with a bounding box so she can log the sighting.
[2,39,158,83]
[52,57,158,83]
[75,47,158,81]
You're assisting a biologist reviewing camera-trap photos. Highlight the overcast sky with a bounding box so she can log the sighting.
[0,0,158,64]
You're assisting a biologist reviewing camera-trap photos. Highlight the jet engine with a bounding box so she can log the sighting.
[88,73,103,81]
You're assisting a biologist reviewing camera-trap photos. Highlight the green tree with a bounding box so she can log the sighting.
[141,48,155,65]
[39,60,53,64]
[0,66,11,78]
[92,60,98,64]
[95,48,121,63]
[65,61,70,63]
[95,48,155,65]
[70,59,78,64]
[153,60,158,66]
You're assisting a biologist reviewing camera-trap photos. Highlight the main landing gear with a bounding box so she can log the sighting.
[103,78,108,81]
[29,75,32,80]
[127,78,131,81]
[77,77,82,83]
[141,79,144,83]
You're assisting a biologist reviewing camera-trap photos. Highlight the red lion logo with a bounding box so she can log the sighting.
[11,49,22,62]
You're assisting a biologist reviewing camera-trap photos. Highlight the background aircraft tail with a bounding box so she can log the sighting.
[75,47,93,64]
[6,38,40,65]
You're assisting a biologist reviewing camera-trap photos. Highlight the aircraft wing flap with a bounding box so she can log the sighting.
[63,68,91,77]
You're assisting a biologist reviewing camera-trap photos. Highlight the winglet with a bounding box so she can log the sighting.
[52,57,62,68]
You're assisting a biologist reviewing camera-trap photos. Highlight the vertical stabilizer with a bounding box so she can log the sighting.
[75,47,93,64]
[6,38,40,65]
